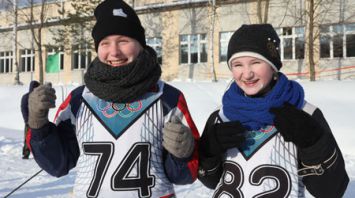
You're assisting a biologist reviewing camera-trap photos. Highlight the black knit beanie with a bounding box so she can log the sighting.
[92,0,146,51]
[227,24,282,71]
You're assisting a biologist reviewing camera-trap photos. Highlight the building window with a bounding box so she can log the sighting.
[219,31,233,62]
[277,27,305,60]
[295,27,305,59]
[179,33,207,64]
[281,27,293,59]
[320,26,331,58]
[320,23,355,58]
[47,47,64,70]
[333,25,344,58]
[72,45,91,70]
[146,37,162,64]
[20,49,35,72]
[320,25,343,58]
[0,51,13,73]
[347,34,355,57]
[346,24,355,57]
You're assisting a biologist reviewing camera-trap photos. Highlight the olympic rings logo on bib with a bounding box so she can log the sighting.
[97,99,143,118]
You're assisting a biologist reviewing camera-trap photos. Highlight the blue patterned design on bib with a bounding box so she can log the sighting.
[239,125,278,160]
[83,91,162,139]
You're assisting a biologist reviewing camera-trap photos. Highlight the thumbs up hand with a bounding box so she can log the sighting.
[28,82,56,129]
[162,116,195,159]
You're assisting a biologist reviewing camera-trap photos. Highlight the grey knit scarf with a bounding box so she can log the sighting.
[84,47,161,103]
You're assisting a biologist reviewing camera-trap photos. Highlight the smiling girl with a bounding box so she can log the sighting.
[198,24,348,198]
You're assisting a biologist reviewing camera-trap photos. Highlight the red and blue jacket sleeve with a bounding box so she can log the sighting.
[161,83,199,184]
[28,86,84,177]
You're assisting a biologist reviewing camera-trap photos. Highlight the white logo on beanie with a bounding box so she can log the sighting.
[113,9,127,18]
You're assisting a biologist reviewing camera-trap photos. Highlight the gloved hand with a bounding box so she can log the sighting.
[270,103,324,148]
[28,83,56,129]
[163,116,195,159]
[200,121,246,158]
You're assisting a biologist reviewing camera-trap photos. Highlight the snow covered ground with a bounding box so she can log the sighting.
[0,80,354,197]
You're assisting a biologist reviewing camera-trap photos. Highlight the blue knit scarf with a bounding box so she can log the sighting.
[222,73,304,130]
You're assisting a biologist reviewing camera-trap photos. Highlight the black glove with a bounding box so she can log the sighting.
[270,103,324,148]
[198,121,245,183]
[200,121,246,158]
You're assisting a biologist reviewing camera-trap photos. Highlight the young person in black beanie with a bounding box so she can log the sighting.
[27,0,199,197]
[198,24,349,197]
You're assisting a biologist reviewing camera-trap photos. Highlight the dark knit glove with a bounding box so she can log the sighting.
[200,121,246,158]
[28,83,56,129]
[270,103,323,148]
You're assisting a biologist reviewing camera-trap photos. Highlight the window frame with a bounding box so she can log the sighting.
[47,47,64,71]
[320,23,355,59]
[0,51,13,74]
[72,45,91,70]
[219,31,234,62]
[146,37,162,64]
[277,26,305,60]
[20,49,35,72]
[179,33,207,64]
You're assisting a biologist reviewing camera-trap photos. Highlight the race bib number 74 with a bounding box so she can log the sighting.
[82,142,155,198]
